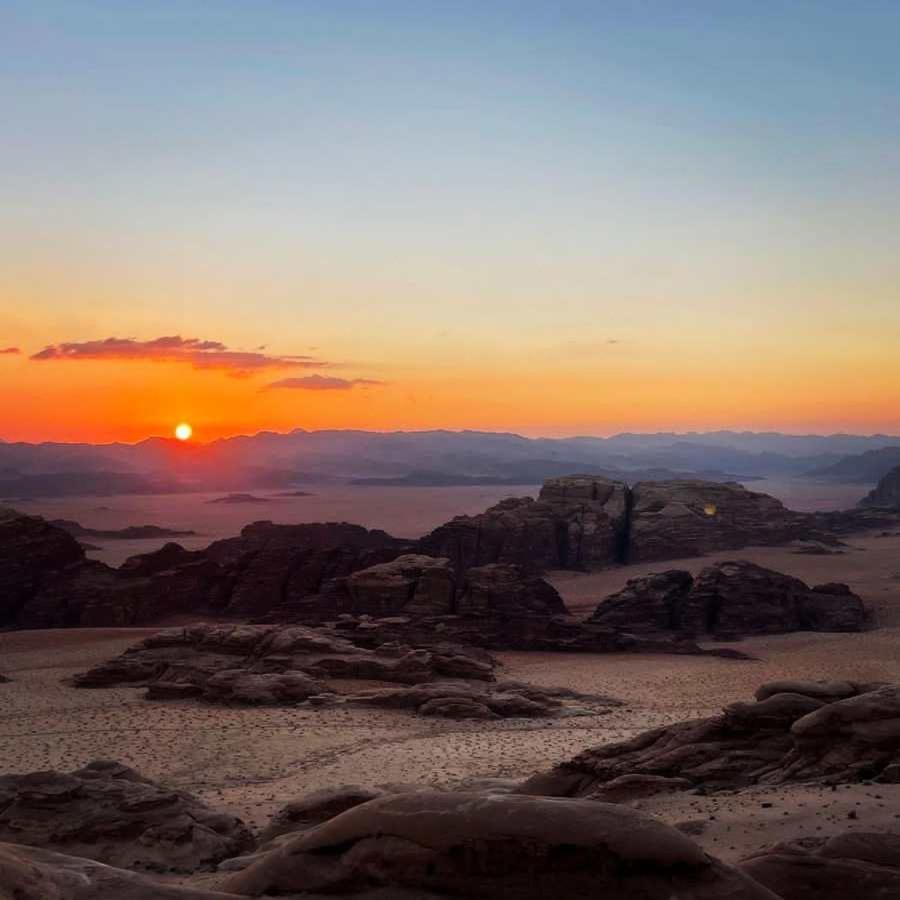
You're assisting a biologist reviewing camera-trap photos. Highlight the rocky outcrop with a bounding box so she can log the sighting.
[0,760,252,873]
[72,623,496,704]
[626,480,815,562]
[741,832,900,900]
[0,841,240,900]
[417,475,629,572]
[521,680,899,799]
[0,511,409,628]
[860,464,900,509]
[0,509,85,627]
[346,679,619,720]
[590,561,868,638]
[219,791,777,899]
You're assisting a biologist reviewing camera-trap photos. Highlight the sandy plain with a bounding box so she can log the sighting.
[2,529,899,864]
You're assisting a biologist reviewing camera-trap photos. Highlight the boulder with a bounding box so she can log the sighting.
[220,791,777,899]
[521,680,900,797]
[259,786,384,844]
[0,761,253,873]
[457,563,568,616]
[741,832,900,900]
[340,554,455,616]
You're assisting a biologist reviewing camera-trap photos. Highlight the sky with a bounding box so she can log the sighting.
[3,1,900,443]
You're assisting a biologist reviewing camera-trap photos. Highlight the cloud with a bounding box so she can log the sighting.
[30,336,324,377]
[0,347,20,355]
[264,375,385,391]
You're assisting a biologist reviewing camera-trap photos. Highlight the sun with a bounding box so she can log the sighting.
[174,422,193,442]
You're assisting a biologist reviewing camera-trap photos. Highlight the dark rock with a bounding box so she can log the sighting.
[221,791,776,899]
[0,841,240,900]
[521,680,900,797]
[589,561,869,638]
[860,465,900,509]
[587,570,694,632]
[741,832,900,900]
[259,786,384,844]
[417,475,629,572]
[627,480,814,563]
[73,623,497,706]
[0,761,253,873]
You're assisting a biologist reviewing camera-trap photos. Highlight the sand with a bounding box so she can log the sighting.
[2,529,899,859]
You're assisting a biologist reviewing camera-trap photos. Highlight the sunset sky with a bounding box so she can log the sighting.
[3,1,900,442]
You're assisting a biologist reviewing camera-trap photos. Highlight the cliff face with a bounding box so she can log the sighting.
[860,465,900,509]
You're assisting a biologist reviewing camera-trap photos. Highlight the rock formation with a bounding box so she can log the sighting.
[860,464,900,509]
[219,791,777,899]
[0,841,240,900]
[740,832,900,900]
[0,510,409,628]
[73,623,497,704]
[521,680,899,799]
[0,760,252,873]
[589,561,869,638]
[626,480,814,562]
[418,475,630,571]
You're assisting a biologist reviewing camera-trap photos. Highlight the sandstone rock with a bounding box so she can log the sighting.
[417,475,629,572]
[587,570,694,632]
[220,791,777,899]
[627,480,813,563]
[0,761,253,873]
[73,623,497,706]
[0,511,84,627]
[860,465,900,509]
[741,832,900,900]
[418,696,498,719]
[259,786,384,844]
[521,681,900,798]
[0,841,240,900]
[589,561,869,638]
[587,773,693,803]
[341,554,455,616]
[457,562,568,616]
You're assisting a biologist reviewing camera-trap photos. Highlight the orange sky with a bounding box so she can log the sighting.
[4,3,900,443]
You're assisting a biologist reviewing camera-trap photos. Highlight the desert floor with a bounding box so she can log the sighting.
[2,529,899,863]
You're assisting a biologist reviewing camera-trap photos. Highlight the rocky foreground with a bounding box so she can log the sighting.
[1,678,899,899]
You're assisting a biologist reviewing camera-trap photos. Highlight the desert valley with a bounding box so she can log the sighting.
[3,463,900,898]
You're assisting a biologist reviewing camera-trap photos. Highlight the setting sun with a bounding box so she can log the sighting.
[174,422,193,442]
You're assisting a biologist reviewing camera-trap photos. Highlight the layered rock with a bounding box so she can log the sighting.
[590,561,868,638]
[741,832,900,900]
[860,464,900,509]
[346,678,619,720]
[521,680,899,799]
[219,791,776,899]
[72,623,496,705]
[417,475,629,572]
[0,760,252,873]
[626,480,814,562]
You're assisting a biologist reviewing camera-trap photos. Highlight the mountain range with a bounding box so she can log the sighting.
[1,429,899,498]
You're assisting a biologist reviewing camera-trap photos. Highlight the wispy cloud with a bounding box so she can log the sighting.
[0,347,20,355]
[264,375,385,391]
[31,336,325,378]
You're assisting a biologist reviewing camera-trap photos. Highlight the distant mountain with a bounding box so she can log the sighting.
[1,429,898,497]
[859,465,900,509]
[806,446,900,483]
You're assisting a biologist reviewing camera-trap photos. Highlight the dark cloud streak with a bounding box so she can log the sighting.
[30,336,324,378]
[264,375,385,391]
